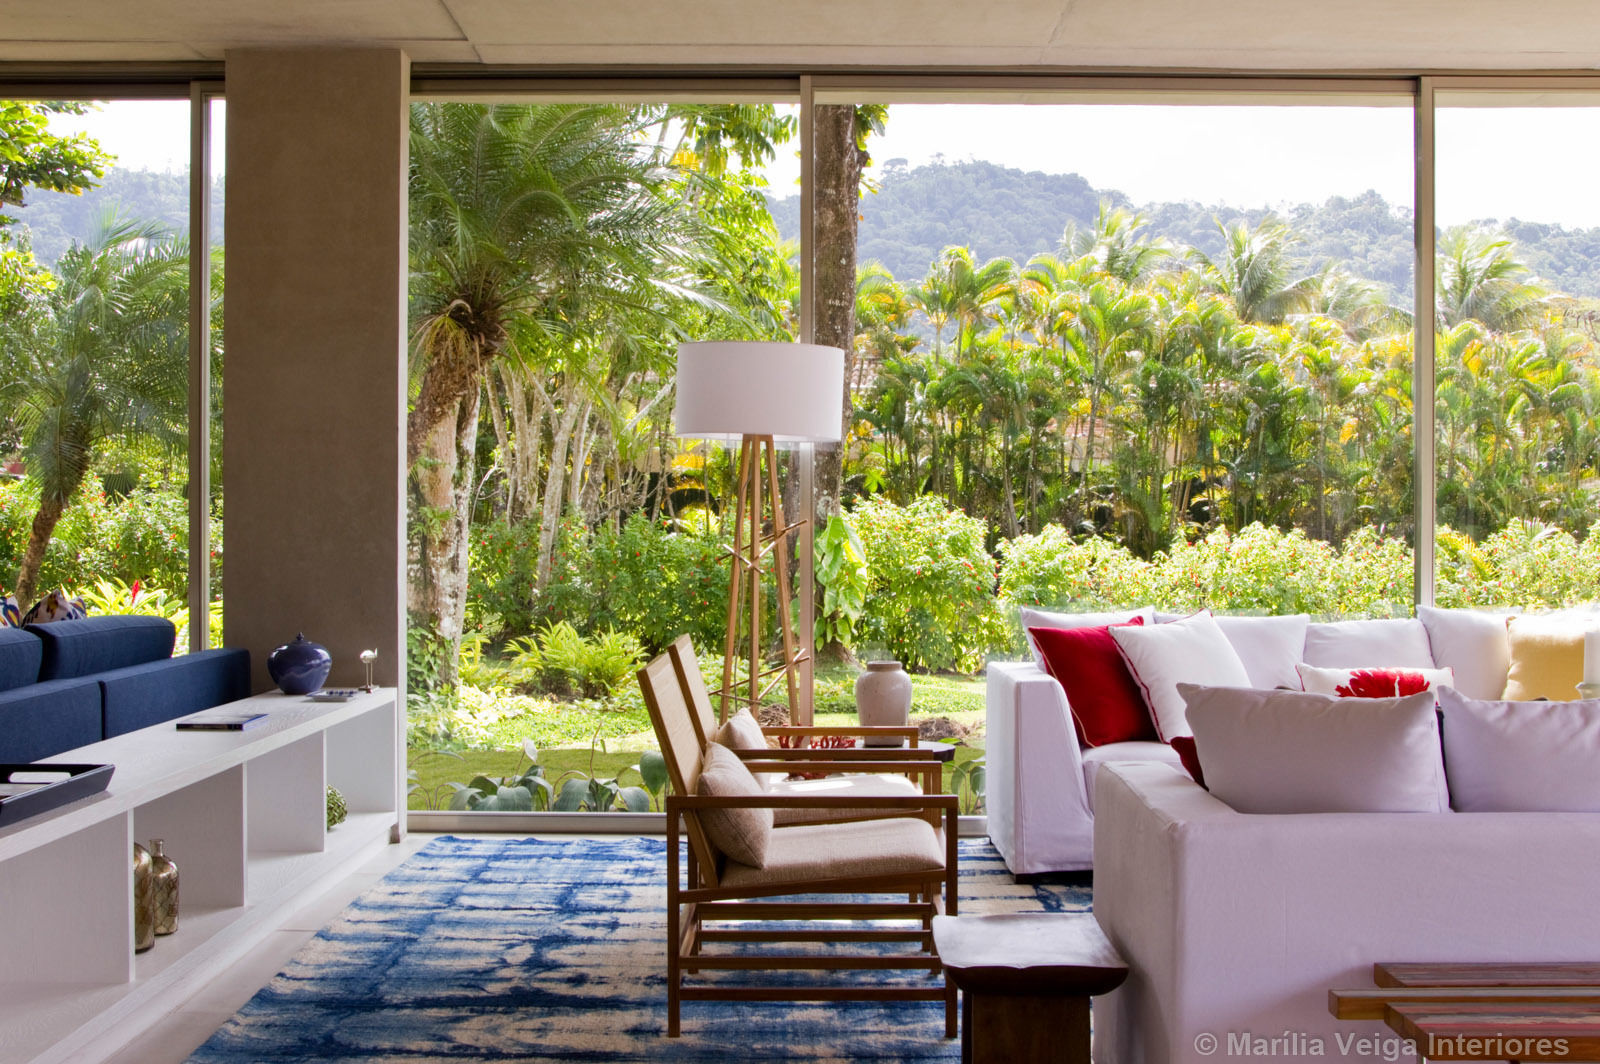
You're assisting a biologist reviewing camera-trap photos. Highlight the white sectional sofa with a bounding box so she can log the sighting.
[985,607,1503,873]
[1091,760,1600,1064]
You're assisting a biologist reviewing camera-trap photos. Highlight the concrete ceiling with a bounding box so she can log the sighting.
[2,0,1599,71]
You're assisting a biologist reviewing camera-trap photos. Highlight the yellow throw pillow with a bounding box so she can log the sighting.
[1503,615,1585,701]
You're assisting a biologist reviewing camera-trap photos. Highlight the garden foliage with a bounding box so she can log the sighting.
[0,480,211,599]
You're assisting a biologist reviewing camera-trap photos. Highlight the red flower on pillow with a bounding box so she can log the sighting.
[1335,669,1430,698]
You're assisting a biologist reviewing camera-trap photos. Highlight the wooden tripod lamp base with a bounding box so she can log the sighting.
[717,433,809,725]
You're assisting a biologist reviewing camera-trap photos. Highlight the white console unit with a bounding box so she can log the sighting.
[0,688,399,1064]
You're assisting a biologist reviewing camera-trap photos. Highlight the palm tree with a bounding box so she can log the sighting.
[1062,203,1171,285]
[1192,216,1319,325]
[913,247,1013,359]
[407,102,710,682]
[1436,226,1548,332]
[6,216,190,604]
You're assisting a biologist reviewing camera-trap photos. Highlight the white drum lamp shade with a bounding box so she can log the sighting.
[674,342,845,443]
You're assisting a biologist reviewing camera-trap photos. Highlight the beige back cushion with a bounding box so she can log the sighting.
[1504,615,1584,701]
[717,708,779,790]
[696,742,773,868]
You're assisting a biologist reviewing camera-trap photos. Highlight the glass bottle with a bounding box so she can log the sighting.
[149,838,179,935]
[132,842,155,953]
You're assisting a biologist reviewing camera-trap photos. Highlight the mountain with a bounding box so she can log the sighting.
[7,168,225,267]
[769,158,1600,302]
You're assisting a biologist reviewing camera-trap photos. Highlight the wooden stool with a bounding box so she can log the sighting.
[932,913,1127,1064]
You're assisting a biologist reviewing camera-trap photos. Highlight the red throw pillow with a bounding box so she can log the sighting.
[1170,735,1207,789]
[1029,618,1157,747]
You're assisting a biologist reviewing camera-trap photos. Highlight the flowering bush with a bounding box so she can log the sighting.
[849,495,1005,672]
[0,480,215,599]
[999,521,1415,637]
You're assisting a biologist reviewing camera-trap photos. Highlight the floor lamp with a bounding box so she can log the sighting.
[674,341,845,725]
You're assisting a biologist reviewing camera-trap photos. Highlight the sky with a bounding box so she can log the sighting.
[44,98,1600,229]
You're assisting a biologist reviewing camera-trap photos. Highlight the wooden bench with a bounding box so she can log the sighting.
[932,913,1126,1064]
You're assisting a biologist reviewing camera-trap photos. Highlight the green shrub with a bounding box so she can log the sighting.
[512,621,644,699]
[0,480,213,599]
[849,495,1006,671]
[815,513,868,648]
[1437,519,1600,609]
[530,513,730,654]
[467,516,541,635]
[77,577,223,651]
[996,521,1417,653]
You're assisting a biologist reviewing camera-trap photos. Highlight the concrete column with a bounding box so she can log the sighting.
[222,48,408,700]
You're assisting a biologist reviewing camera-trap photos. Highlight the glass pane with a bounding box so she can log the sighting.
[1,99,208,643]
[1434,92,1600,609]
[794,97,1415,807]
[404,100,800,812]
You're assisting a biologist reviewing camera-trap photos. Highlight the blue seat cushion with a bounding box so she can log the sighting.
[31,616,177,682]
[0,627,42,693]
[0,677,103,762]
[101,648,251,739]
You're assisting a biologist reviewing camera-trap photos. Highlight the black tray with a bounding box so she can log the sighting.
[0,763,114,828]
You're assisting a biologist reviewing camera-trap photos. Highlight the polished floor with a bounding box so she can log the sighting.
[104,832,436,1064]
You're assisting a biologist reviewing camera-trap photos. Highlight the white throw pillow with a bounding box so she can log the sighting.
[1179,684,1450,814]
[1417,605,1517,700]
[1303,617,1435,669]
[1437,686,1600,812]
[1214,614,1309,690]
[1295,662,1455,697]
[1019,605,1154,668]
[1109,612,1251,740]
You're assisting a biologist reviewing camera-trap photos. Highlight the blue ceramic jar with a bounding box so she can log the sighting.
[267,633,332,695]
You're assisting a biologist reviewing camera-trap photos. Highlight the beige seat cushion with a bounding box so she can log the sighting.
[1504,615,1584,701]
[768,772,921,824]
[696,741,773,868]
[720,816,944,888]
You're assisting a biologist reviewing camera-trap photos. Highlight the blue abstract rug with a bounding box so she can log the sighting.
[188,835,1091,1063]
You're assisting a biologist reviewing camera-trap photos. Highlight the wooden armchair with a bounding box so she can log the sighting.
[637,646,959,1038]
[665,634,945,820]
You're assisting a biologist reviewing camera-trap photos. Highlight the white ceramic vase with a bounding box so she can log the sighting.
[855,660,913,746]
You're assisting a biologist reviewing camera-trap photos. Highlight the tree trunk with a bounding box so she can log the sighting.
[405,342,483,689]
[504,367,547,525]
[535,389,586,588]
[14,493,69,607]
[484,363,514,516]
[810,104,868,658]
[812,103,866,521]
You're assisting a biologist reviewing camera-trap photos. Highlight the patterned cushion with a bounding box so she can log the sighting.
[1295,663,1455,698]
[0,594,19,628]
[22,590,88,625]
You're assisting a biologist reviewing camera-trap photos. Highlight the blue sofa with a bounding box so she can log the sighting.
[0,617,250,763]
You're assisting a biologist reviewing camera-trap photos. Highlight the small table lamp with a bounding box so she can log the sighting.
[674,341,845,724]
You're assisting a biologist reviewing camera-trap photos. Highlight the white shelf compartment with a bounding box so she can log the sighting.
[0,688,399,1064]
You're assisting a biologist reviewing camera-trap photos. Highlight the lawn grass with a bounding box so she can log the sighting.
[408,664,990,812]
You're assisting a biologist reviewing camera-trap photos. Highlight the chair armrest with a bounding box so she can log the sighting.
[738,757,942,778]
[760,724,921,743]
[731,746,944,762]
[669,792,959,812]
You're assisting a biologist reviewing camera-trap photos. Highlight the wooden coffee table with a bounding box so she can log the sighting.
[932,913,1126,1064]
[1331,963,1600,1061]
